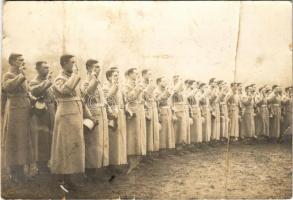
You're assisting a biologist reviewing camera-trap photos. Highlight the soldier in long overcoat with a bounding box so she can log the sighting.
[171,75,190,146]
[80,59,109,181]
[154,77,175,150]
[209,78,221,141]
[187,81,203,144]
[227,83,240,141]
[218,81,229,141]
[29,61,55,173]
[2,54,33,183]
[124,68,146,173]
[254,86,269,138]
[141,69,160,153]
[49,55,94,189]
[199,83,212,143]
[240,85,256,139]
[268,85,282,140]
[104,68,127,167]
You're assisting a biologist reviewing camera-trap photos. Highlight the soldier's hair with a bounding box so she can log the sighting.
[60,54,74,67]
[8,53,23,65]
[141,69,149,76]
[156,77,162,85]
[285,87,292,92]
[106,69,117,81]
[35,61,47,71]
[245,85,250,91]
[209,78,216,85]
[272,85,278,90]
[199,83,206,89]
[184,79,190,84]
[110,66,119,71]
[125,68,137,77]
[86,59,98,70]
[189,80,196,84]
[230,83,236,87]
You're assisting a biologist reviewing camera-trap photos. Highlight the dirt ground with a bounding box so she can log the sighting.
[2,141,292,199]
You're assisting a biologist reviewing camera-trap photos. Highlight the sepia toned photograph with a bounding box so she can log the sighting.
[1,1,292,199]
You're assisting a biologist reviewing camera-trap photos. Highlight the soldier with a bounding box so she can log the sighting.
[49,55,95,190]
[218,81,229,141]
[80,59,109,181]
[209,78,221,142]
[281,86,292,137]
[237,83,244,139]
[104,68,127,172]
[154,77,175,150]
[227,83,240,141]
[199,83,212,143]
[183,80,192,146]
[2,53,33,183]
[141,69,160,154]
[172,75,190,146]
[187,80,203,144]
[124,68,146,173]
[29,61,55,174]
[268,85,282,141]
[254,86,269,139]
[241,85,256,141]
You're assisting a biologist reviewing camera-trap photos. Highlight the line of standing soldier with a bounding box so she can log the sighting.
[2,53,292,189]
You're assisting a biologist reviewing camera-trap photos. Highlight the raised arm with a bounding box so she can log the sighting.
[124,84,143,102]
[29,80,52,97]
[53,74,80,95]
[2,73,26,92]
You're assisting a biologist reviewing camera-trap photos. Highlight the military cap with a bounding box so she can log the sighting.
[209,78,216,85]
[199,83,206,88]
[216,80,224,85]
[272,85,278,90]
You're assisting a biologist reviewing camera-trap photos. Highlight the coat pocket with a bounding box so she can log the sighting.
[58,101,81,116]
[8,97,30,109]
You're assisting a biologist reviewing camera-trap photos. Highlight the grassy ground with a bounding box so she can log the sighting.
[1,140,292,199]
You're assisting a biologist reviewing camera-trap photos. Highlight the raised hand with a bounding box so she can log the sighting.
[48,71,53,82]
[19,66,27,78]
[91,70,98,80]
[73,64,79,75]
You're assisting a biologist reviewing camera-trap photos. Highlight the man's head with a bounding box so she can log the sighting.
[209,78,216,87]
[106,69,119,83]
[141,69,152,80]
[173,75,179,84]
[190,80,197,89]
[216,80,223,88]
[110,66,118,71]
[244,85,251,93]
[230,82,238,93]
[199,83,206,92]
[9,53,25,68]
[86,59,100,75]
[250,84,256,93]
[272,85,280,94]
[156,77,167,88]
[125,68,138,80]
[36,61,49,77]
[60,54,75,73]
[184,79,190,87]
[287,87,293,95]
[265,86,272,94]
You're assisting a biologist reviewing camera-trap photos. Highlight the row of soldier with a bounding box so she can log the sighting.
[2,53,292,190]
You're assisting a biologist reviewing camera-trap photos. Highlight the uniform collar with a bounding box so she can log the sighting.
[37,75,47,80]
[62,70,72,78]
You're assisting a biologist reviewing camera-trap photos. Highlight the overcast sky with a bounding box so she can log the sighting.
[2,1,292,86]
